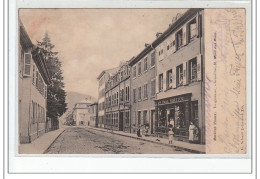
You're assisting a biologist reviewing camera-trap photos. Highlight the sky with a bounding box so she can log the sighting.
[19,9,186,98]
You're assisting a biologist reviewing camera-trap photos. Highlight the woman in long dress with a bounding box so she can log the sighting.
[189,121,199,143]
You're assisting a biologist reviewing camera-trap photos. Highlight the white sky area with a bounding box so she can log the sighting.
[19,9,187,98]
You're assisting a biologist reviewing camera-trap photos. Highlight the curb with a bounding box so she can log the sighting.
[43,128,66,154]
[87,127,205,154]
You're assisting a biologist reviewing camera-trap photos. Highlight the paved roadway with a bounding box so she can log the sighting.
[45,127,190,154]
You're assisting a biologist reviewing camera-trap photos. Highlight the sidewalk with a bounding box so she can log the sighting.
[87,126,205,154]
[19,127,66,154]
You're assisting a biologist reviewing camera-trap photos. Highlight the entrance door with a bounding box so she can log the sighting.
[119,112,124,131]
[151,110,155,134]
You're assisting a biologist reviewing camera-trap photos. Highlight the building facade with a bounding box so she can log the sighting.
[72,99,94,126]
[154,9,205,144]
[129,48,157,134]
[97,67,118,128]
[104,62,131,132]
[19,19,50,143]
[89,102,98,127]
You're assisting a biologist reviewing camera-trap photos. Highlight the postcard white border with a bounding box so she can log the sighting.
[7,0,254,174]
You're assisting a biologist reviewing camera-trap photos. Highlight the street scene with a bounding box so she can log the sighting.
[45,127,190,154]
[18,8,207,154]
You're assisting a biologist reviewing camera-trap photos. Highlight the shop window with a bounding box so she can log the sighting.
[177,64,183,87]
[174,105,186,129]
[151,79,156,97]
[176,29,183,50]
[188,18,197,42]
[144,57,148,71]
[159,74,163,92]
[138,62,142,76]
[158,108,167,132]
[144,83,148,99]
[138,87,142,100]
[151,51,155,67]
[133,66,136,78]
[133,88,136,103]
[192,101,199,126]
[166,69,173,89]
[189,58,197,83]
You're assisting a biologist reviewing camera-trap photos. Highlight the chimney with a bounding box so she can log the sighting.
[145,43,150,47]
[156,32,162,38]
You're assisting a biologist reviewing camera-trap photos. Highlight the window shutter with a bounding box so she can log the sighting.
[156,75,159,93]
[172,67,176,89]
[23,53,32,76]
[172,34,176,52]
[196,14,199,37]
[163,71,167,91]
[197,54,202,81]
[182,25,187,46]
[183,62,188,85]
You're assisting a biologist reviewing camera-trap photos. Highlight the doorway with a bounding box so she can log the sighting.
[151,110,155,134]
[119,112,124,131]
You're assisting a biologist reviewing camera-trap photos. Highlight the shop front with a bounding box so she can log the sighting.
[155,93,200,142]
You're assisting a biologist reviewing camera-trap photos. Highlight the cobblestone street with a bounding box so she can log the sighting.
[45,127,191,154]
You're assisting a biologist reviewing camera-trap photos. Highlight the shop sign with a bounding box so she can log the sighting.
[157,94,191,105]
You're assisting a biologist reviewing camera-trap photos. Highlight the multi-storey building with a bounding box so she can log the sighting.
[129,47,157,134]
[104,61,131,132]
[153,9,205,144]
[19,19,51,143]
[72,98,94,126]
[97,67,119,128]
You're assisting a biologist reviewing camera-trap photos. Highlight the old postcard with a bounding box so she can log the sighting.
[17,8,246,155]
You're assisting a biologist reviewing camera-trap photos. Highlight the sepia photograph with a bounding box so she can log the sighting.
[17,8,246,155]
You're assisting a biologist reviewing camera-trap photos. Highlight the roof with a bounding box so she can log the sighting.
[31,47,51,84]
[129,8,203,66]
[77,98,94,104]
[97,66,119,80]
[19,18,33,50]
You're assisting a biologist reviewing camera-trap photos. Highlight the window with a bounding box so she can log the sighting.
[125,86,129,102]
[151,79,156,97]
[177,64,184,87]
[166,69,173,89]
[138,87,142,100]
[159,49,164,56]
[133,66,136,78]
[23,53,32,76]
[36,71,39,88]
[144,83,148,99]
[138,62,141,75]
[138,111,141,125]
[117,92,119,104]
[176,29,183,50]
[188,18,197,42]
[151,51,155,67]
[32,64,35,84]
[133,89,136,103]
[159,74,163,92]
[144,57,148,71]
[189,58,197,83]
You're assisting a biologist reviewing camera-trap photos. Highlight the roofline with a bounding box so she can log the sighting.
[19,19,33,50]
[129,8,203,66]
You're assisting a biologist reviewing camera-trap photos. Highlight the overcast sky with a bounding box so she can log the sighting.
[19,9,186,98]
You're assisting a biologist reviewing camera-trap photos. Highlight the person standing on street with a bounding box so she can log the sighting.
[168,128,174,144]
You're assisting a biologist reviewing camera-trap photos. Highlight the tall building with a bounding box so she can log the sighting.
[154,9,205,144]
[89,102,98,127]
[104,61,131,132]
[97,67,119,128]
[19,19,51,143]
[129,47,157,134]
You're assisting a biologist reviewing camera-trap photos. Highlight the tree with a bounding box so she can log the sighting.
[37,32,67,122]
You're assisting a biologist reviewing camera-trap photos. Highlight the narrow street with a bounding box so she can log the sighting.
[45,127,191,154]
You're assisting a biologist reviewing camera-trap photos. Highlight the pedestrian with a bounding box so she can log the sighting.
[137,125,141,137]
[189,121,199,143]
[168,128,174,144]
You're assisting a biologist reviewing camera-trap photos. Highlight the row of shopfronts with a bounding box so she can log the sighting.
[96,9,205,144]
